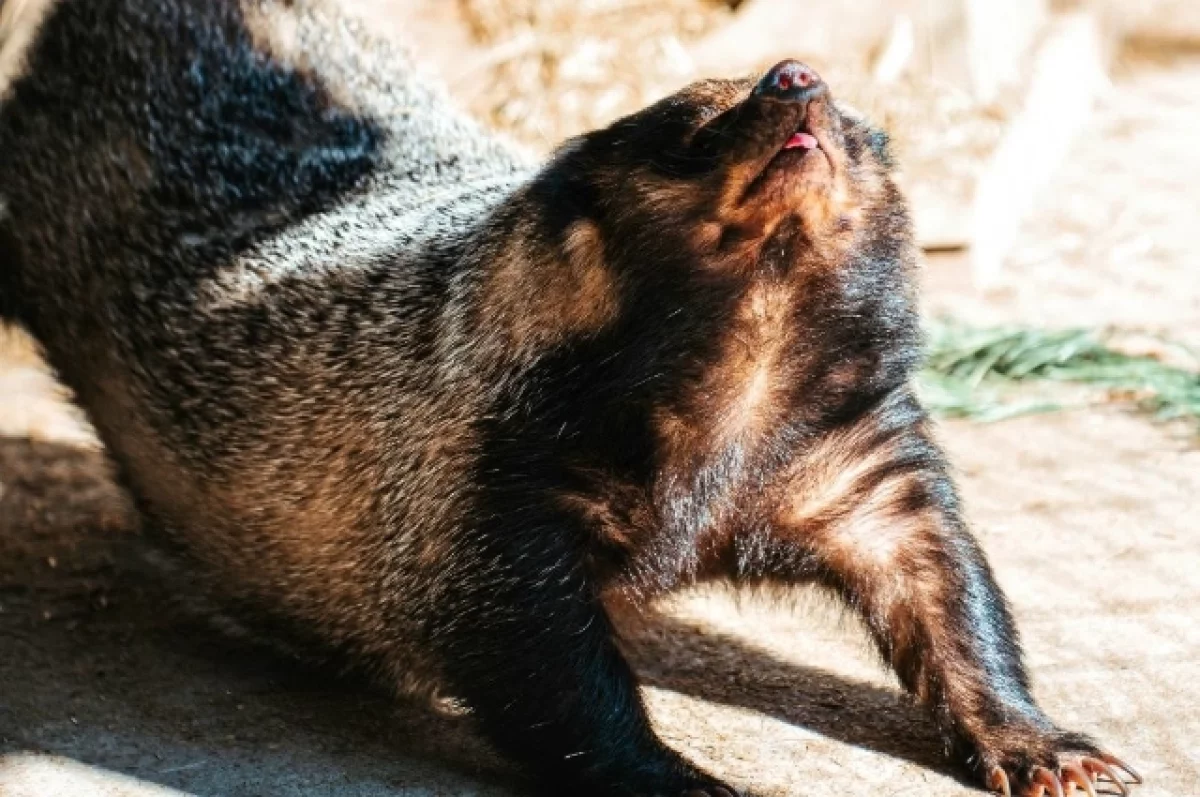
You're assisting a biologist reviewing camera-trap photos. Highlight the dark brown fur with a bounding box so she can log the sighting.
[0,1,1137,795]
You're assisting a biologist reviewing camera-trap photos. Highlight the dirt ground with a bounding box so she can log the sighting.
[2,2,1199,796]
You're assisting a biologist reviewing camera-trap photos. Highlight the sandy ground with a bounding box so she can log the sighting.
[2,6,1200,797]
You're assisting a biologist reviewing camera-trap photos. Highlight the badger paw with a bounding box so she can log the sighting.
[984,749,1141,797]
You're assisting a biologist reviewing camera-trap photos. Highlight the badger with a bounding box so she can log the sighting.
[0,1,1140,795]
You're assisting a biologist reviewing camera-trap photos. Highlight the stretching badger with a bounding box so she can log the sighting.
[0,1,1141,795]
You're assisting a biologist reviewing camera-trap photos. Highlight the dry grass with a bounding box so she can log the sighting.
[451,0,1014,231]
[452,0,730,150]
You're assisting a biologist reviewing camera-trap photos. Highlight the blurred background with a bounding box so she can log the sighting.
[1,1,1198,795]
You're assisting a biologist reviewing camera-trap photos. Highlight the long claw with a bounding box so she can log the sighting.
[988,766,1012,797]
[1062,762,1098,797]
[1100,753,1143,785]
[1034,766,1065,797]
[1083,759,1130,795]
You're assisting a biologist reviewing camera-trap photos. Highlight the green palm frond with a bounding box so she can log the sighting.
[918,321,1200,431]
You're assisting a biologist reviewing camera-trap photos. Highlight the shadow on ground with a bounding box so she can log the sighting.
[0,436,961,796]
[623,616,950,776]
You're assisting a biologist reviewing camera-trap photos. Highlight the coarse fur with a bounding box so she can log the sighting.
[0,1,1137,795]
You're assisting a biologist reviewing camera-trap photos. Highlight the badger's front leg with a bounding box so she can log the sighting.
[742,390,1140,797]
[427,490,736,797]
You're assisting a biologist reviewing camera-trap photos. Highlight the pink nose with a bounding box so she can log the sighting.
[753,59,827,102]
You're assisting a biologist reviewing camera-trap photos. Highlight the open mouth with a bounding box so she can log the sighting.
[718,59,837,207]
[782,128,819,152]
[767,114,823,170]
[754,59,826,158]
[735,107,832,207]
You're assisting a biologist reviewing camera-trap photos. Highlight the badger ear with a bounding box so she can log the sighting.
[527,144,604,236]
[562,221,609,285]
[560,218,620,328]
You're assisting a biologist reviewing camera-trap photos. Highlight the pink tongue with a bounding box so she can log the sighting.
[784,132,819,150]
